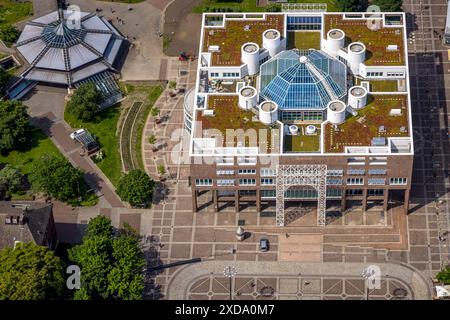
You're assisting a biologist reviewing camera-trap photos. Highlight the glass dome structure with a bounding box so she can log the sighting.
[260,49,347,110]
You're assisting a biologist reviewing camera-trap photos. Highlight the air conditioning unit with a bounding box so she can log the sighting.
[203,109,215,116]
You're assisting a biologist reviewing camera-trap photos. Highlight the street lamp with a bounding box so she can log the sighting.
[223,266,237,301]
[362,267,376,300]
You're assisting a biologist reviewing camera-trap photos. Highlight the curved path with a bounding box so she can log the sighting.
[167,261,432,300]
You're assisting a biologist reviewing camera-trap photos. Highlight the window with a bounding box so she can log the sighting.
[282,111,302,121]
[195,178,212,186]
[367,71,383,77]
[347,178,364,185]
[239,178,256,186]
[238,157,256,165]
[390,177,407,185]
[368,169,387,175]
[347,169,365,175]
[368,189,384,196]
[210,72,219,77]
[218,190,234,197]
[368,178,386,185]
[287,16,322,31]
[303,111,323,121]
[327,169,343,176]
[369,157,387,165]
[327,189,342,197]
[217,179,234,186]
[217,170,234,175]
[346,189,363,196]
[327,178,342,185]
[223,72,239,78]
[347,157,365,165]
[239,190,256,196]
[261,178,275,185]
[387,72,404,77]
[261,189,276,198]
[238,169,256,175]
[259,56,269,64]
[261,168,276,176]
[216,157,234,165]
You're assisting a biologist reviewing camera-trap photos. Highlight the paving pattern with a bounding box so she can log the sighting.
[188,275,413,300]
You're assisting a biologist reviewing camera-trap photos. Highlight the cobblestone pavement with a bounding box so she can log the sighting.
[166,261,431,300]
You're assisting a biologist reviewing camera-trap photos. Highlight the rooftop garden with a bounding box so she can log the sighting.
[355,78,399,92]
[284,125,321,153]
[287,31,321,50]
[324,94,409,153]
[203,14,284,66]
[194,0,339,13]
[196,95,279,152]
[324,14,405,66]
[0,0,32,28]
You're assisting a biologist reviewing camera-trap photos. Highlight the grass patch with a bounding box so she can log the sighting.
[65,106,122,187]
[194,0,338,13]
[0,0,33,28]
[369,80,398,92]
[287,31,321,50]
[133,85,164,170]
[0,128,63,175]
[284,126,320,152]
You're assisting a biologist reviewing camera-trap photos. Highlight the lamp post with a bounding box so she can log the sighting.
[223,266,237,301]
[362,267,375,300]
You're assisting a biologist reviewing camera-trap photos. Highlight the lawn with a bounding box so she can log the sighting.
[194,0,338,13]
[369,80,398,92]
[287,31,321,50]
[0,128,63,176]
[0,0,33,28]
[284,126,320,153]
[65,106,122,187]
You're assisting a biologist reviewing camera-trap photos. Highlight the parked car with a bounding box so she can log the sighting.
[259,238,269,252]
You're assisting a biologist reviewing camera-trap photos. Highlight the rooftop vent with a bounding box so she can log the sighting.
[379,125,386,133]
[371,137,386,146]
[387,44,398,51]
[203,109,215,116]
[389,108,402,116]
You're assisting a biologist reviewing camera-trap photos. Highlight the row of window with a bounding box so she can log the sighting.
[196,178,406,186]
[281,111,323,121]
[366,72,383,77]
[210,72,240,78]
[328,169,387,176]
[219,189,385,198]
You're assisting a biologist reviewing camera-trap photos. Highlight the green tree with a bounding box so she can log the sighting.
[0,67,10,95]
[157,165,166,176]
[68,216,145,300]
[66,83,102,121]
[0,242,65,300]
[0,100,29,153]
[29,155,85,203]
[0,164,22,196]
[437,266,450,284]
[372,0,403,12]
[0,25,20,44]
[116,170,155,207]
[148,134,156,145]
[335,0,362,12]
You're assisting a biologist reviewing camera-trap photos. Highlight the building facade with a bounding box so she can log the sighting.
[186,12,413,226]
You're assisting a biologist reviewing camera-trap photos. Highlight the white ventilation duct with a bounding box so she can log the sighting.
[348,86,368,109]
[263,29,281,58]
[241,42,260,75]
[347,42,366,75]
[238,86,258,110]
[326,29,345,57]
[327,100,346,124]
[258,101,278,124]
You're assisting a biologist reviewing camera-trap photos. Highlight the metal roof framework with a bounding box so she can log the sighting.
[276,164,327,227]
[15,9,124,87]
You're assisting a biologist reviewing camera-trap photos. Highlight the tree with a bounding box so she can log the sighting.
[66,83,102,121]
[335,0,362,12]
[372,0,403,12]
[29,155,85,203]
[116,170,155,207]
[68,216,145,300]
[0,100,29,153]
[0,25,19,44]
[437,266,450,284]
[0,242,65,300]
[150,107,160,118]
[0,67,10,95]
[0,164,22,196]
[148,134,156,145]
[157,165,166,176]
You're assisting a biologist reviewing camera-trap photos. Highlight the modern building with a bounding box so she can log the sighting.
[0,202,57,250]
[9,6,125,106]
[185,12,413,226]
